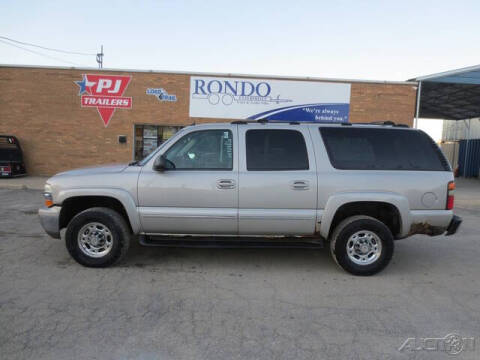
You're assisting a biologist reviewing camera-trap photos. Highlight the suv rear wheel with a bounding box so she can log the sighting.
[65,207,131,267]
[330,215,394,276]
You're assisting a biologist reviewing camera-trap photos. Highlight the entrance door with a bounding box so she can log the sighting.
[138,126,238,234]
[238,126,317,235]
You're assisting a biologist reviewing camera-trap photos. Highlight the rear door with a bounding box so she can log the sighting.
[238,125,318,235]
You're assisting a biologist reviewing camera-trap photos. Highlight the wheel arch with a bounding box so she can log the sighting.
[320,192,410,239]
[57,188,141,234]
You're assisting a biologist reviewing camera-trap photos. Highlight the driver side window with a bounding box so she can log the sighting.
[164,129,233,170]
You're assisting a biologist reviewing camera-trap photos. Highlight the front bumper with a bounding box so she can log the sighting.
[446,214,462,236]
[38,206,61,239]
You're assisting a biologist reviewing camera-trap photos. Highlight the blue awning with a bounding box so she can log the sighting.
[412,64,480,85]
[409,65,480,120]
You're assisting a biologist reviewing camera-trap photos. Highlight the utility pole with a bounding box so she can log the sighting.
[96,45,104,69]
[413,81,421,129]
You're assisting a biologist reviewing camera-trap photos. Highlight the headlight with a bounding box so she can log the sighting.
[43,183,53,207]
[44,183,52,193]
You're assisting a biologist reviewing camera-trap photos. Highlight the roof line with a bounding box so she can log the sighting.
[409,64,480,81]
[0,63,417,85]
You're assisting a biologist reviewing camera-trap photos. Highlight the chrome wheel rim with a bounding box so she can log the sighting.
[346,230,382,265]
[77,222,113,258]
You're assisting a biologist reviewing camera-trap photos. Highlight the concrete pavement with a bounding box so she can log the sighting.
[0,180,479,359]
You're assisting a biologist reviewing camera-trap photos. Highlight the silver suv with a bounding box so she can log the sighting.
[39,121,462,275]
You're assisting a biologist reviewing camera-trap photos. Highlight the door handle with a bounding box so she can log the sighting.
[290,180,309,190]
[217,179,236,189]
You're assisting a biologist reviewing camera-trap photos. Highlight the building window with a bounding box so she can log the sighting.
[134,125,182,161]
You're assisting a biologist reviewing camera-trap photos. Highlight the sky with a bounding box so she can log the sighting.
[1,0,478,141]
[1,0,479,81]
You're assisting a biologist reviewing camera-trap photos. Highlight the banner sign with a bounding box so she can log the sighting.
[75,74,132,126]
[189,76,351,122]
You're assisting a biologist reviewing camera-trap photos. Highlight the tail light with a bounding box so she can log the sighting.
[1,165,11,173]
[446,181,455,210]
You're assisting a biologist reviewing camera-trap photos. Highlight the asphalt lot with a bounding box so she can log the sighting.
[1,179,479,360]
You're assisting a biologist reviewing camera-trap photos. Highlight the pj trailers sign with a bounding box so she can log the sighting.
[75,74,132,126]
[189,76,351,122]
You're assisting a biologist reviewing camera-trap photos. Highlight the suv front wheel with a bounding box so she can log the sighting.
[65,207,131,267]
[330,215,394,276]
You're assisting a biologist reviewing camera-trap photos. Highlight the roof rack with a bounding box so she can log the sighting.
[355,121,409,128]
[229,120,409,128]
[230,119,347,125]
[230,119,301,125]
[371,121,395,125]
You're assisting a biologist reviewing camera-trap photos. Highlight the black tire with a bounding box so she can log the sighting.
[65,207,131,267]
[329,215,394,276]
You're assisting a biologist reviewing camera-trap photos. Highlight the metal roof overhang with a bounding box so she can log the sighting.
[410,64,480,120]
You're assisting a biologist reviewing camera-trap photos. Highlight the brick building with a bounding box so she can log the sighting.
[0,65,417,175]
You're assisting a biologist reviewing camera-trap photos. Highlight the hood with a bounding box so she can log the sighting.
[44,163,140,204]
[54,163,129,177]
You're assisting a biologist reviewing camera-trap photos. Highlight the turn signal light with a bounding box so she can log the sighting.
[43,192,53,208]
[446,181,455,210]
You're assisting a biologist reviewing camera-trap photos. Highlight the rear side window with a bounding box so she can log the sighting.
[320,127,449,171]
[0,137,22,162]
[246,129,309,171]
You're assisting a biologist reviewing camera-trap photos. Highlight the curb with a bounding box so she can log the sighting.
[0,184,28,190]
[0,179,46,191]
[0,184,42,190]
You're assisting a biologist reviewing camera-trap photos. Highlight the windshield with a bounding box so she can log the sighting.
[0,137,22,162]
[137,128,185,166]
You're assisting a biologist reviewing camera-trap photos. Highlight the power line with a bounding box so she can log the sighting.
[0,36,96,56]
[0,39,82,66]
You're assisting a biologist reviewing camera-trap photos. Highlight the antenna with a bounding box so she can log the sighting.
[96,45,104,69]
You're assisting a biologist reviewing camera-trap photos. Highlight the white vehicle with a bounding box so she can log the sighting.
[39,121,461,275]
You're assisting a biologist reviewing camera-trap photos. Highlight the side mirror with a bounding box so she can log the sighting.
[153,155,167,172]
